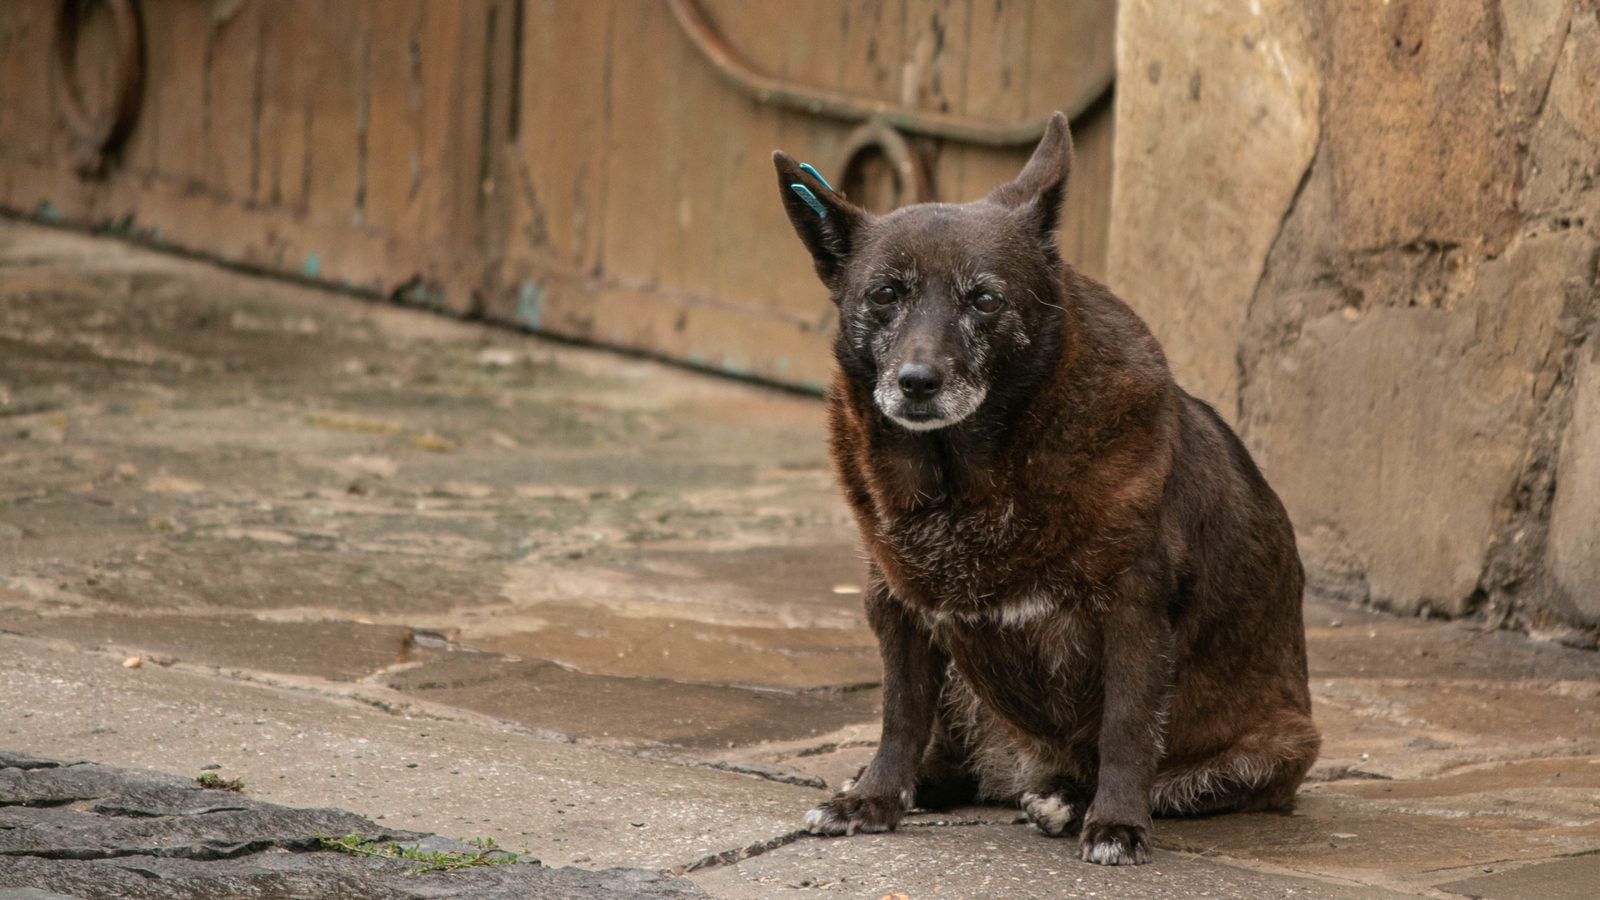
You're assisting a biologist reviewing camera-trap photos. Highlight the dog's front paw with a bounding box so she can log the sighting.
[1078,819,1150,866]
[803,789,912,836]
[1021,791,1082,837]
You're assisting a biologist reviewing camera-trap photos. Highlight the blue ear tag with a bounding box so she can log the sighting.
[798,163,834,192]
[790,183,827,219]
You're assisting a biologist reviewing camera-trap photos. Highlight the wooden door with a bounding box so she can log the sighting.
[0,0,1115,391]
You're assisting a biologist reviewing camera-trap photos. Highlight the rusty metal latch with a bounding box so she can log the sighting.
[833,118,929,208]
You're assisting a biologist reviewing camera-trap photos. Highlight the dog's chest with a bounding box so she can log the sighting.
[934,599,1106,741]
[876,502,1029,604]
[873,500,1113,631]
[851,442,1120,740]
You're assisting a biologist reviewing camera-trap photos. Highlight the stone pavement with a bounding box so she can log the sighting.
[1,220,1597,898]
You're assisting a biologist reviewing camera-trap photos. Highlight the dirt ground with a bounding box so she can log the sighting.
[2,220,1597,899]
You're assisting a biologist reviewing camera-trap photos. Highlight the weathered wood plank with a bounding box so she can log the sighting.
[903,0,969,201]
[414,0,486,311]
[255,1,314,212]
[835,0,901,104]
[149,0,210,187]
[1025,0,1115,118]
[1060,100,1112,281]
[0,0,56,164]
[903,0,969,116]
[205,0,261,201]
[514,0,611,276]
[305,1,365,227]
[478,0,519,273]
[363,0,422,235]
[775,1,847,171]
[598,0,673,286]
[966,0,1031,123]
[652,6,695,295]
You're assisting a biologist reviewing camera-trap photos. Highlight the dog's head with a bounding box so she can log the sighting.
[775,113,1074,432]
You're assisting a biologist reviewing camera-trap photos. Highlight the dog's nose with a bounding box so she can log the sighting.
[897,363,943,400]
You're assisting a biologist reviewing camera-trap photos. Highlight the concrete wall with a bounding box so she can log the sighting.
[1109,0,1600,638]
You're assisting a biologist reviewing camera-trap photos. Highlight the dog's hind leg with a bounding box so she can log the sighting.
[1019,777,1094,837]
[911,709,981,810]
[936,670,1097,835]
[1151,710,1320,816]
[833,707,976,809]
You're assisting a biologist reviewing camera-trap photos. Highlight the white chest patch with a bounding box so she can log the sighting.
[988,592,1056,628]
[924,591,1056,629]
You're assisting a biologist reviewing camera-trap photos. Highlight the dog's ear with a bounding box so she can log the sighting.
[774,151,867,290]
[987,111,1074,241]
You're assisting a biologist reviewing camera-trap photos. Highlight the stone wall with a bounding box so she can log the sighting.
[1109,0,1600,638]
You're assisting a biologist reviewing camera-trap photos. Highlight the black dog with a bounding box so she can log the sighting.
[773,112,1319,865]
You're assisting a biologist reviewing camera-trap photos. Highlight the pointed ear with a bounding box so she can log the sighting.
[774,151,867,290]
[987,111,1074,240]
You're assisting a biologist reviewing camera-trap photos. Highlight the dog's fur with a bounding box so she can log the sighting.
[773,113,1319,866]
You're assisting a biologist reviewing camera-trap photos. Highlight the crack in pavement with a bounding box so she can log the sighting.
[666,812,1023,877]
[694,761,827,790]
[671,828,810,875]
[40,637,874,796]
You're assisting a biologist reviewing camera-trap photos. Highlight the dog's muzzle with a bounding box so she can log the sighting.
[875,365,987,431]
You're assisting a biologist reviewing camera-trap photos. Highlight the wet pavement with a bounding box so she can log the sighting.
[2,220,1598,898]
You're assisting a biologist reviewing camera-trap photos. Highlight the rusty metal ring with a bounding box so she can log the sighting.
[832,118,930,210]
[53,0,144,175]
[666,0,1112,147]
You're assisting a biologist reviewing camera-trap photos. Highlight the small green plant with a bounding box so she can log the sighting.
[195,773,244,792]
[318,832,525,875]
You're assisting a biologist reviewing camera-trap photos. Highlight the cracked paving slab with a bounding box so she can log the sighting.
[691,820,1425,899]
[0,634,824,873]
[0,751,707,899]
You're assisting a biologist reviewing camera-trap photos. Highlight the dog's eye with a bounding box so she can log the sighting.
[971,292,1004,314]
[868,285,899,306]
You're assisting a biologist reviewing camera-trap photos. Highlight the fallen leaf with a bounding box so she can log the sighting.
[411,432,455,453]
[477,348,521,368]
[344,454,400,478]
[146,475,204,494]
[439,481,493,499]
[306,413,403,435]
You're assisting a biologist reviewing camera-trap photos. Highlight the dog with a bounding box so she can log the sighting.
[772,112,1320,866]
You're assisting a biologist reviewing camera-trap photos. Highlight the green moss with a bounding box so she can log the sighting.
[319,832,532,875]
